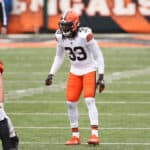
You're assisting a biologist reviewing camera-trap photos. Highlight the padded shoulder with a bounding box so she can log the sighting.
[78,27,94,42]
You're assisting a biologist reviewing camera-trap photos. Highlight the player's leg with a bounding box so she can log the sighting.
[83,71,99,145]
[66,101,81,145]
[0,107,19,150]
[0,106,10,150]
[0,69,19,150]
[65,73,82,145]
[85,98,99,145]
[0,70,10,149]
[6,116,19,150]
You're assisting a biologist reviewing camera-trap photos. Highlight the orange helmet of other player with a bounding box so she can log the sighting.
[0,60,4,74]
[59,10,80,37]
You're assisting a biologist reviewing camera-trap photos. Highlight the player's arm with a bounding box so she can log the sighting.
[45,44,65,86]
[86,35,105,93]
[92,41,105,93]
[0,1,7,34]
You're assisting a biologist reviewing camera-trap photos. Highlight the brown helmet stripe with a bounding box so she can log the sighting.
[62,10,69,20]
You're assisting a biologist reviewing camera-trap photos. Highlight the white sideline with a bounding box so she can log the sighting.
[20,142,150,145]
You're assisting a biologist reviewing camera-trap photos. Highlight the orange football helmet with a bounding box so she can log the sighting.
[59,10,80,37]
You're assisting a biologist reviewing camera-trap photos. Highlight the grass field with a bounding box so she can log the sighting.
[0,46,150,150]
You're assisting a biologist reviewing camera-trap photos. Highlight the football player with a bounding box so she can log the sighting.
[45,10,105,145]
[0,60,19,150]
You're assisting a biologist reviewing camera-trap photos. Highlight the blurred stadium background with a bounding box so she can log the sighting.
[2,0,150,33]
[0,0,150,150]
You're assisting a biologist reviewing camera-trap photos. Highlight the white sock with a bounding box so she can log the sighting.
[67,101,79,129]
[72,132,80,138]
[92,129,98,137]
[85,97,99,126]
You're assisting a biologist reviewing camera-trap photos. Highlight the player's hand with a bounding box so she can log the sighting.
[96,74,105,93]
[45,74,53,86]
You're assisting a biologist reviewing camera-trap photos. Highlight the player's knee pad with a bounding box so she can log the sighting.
[84,97,98,114]
[85,97,95,105]
[67,101,78,109]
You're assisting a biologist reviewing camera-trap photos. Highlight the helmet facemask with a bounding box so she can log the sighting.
[59,21,74,37]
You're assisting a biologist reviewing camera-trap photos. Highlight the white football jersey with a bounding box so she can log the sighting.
[49,27,104,75]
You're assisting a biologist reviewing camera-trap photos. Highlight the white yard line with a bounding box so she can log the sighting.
[15,126,150,130]
[6,80,150,84]
[5,83,65,100]
[111,81,150,84]
[5,100,150,104]
[104,91,150,94]
[106,67,150,83]
[6,72,45,74]
[101,143,150,145]
[5,67,150,99]
[20,142,150,145]
[7,112,150,117]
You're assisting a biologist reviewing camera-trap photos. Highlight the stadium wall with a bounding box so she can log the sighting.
[6,0,150,33]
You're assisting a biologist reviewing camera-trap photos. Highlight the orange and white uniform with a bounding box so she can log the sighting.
[47,10,103,143]
[0,60,4,74]
[0,61,18,146]
[49,27,104,101]
[0,60,4,103]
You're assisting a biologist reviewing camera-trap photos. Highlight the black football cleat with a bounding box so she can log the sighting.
[9,135,19,150]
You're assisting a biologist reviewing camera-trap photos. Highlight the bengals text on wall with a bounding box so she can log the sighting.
[6,0,150,33]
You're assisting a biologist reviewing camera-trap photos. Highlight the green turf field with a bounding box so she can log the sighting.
[0,47,150,150]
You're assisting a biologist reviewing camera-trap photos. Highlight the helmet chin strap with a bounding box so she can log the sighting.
[63,30,72,37]
[62,29,78,38]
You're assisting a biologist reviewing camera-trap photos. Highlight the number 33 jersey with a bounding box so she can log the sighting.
[50,27,104,76]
